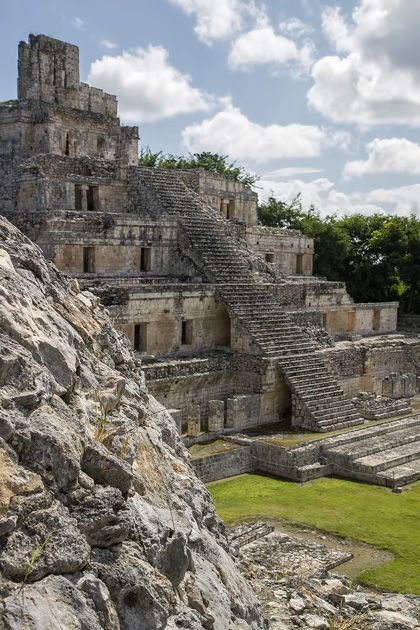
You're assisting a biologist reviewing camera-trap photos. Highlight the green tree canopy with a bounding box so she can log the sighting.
[138,149,258,187]
[258,195,420,314]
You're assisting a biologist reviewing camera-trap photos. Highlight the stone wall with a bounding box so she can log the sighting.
[1,34,138,167]
[9,211,187,277]
[191,446,254,483]
[144,355,290,428]
[18,34,118,117]
[0,102,138,164]
[323,338,419,398]
[112,287,232,356]
[171,170,258,226]
[323,303,399,336]
[247,226,313,275]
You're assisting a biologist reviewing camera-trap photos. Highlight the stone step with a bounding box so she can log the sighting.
[325,425,420,461]
[313,403,358,418]
[318,418,364,432]
[377,458,420,486]
[296,462,334,481]
[353,440,420,473]
[291,375,336,386]
[300,390,343,403]
[321,415,420,450]
[295,383,340,395]
[317,413,363,427]
[308,402,353,417]
[282,364,327,375]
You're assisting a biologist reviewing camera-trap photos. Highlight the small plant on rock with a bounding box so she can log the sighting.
[119,436,130,460]
[328,612,369,630]
[93,398,111,443]
[20,531,52,591]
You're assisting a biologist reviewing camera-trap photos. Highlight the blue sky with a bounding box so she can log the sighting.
[2,0,420,216]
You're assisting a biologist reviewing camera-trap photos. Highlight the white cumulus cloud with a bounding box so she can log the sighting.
[228,21,315,73]
[168,0,244,43]
[344,138,420,178]
[362,184,420,215]
[258,176,420,217]
[263,167,325,179]
[88,46,213,123]
[309,0,420,126]
[182,102,347,163]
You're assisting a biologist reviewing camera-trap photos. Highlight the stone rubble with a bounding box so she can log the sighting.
[229,522,420,629]
[352,391,412,420]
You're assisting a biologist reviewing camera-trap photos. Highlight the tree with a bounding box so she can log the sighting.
[138,148,258,187]
[257,195,420,314]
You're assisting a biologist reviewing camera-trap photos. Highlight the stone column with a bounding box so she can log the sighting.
[187,406,201,437]
[208,400,225,433]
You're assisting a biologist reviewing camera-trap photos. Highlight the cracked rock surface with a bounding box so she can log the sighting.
[0,217,265,629]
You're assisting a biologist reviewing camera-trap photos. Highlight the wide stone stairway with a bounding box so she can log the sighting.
[219,285,363,432]
[320,415,420,486]
[139,168,364,432]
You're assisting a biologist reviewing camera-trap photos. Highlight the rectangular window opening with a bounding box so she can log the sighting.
[83,246,95,273]
[265,253,274,263]
[296,254,304,274]
[134,323,148,352]
[140,247,152,272]
[181,320,193,345]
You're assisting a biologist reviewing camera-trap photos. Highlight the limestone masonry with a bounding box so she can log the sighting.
[1,35,419,486]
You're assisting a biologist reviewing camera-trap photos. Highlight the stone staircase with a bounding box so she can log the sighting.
[139,168,364,432]
[320,415,420,486]
[219,284,363,432]
[137,168,254,283]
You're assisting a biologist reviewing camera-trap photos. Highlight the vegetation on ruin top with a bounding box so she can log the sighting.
[138,149,259,187]
[209,473,420,595]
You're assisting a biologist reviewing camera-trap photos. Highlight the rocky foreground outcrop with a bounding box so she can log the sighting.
[0,217,265,629]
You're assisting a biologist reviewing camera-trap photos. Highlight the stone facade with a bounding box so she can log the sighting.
[0,34,413,442]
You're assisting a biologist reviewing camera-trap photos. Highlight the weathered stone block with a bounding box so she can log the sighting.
[208,400,225,432]
[226,394,259,429]
[187,406,201,437]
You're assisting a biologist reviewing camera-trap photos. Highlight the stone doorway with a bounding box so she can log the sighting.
[83,246,95,273]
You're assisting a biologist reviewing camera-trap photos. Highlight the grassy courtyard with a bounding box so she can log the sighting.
[208,474,420,595]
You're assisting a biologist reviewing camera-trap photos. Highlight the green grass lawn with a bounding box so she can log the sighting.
[208,474,420,595]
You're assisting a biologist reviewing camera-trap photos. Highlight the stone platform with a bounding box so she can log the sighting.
[191,409,420,487]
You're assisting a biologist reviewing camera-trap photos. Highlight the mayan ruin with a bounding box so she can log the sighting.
[1,34,419,487]
[1,25,420,630]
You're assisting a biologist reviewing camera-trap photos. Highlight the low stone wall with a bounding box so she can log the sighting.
[191,446,254,483]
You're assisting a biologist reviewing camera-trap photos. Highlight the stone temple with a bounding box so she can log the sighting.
[1,35,419,486]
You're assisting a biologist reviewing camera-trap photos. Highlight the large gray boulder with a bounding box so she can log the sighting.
[0,217,265,629]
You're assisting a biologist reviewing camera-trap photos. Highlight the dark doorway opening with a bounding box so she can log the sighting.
[134,323,148,352]
[181,320,193,345]
[140,247,152,272]
[83,247,95,273]
[87,186,99,211]
[75,184,83,210]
